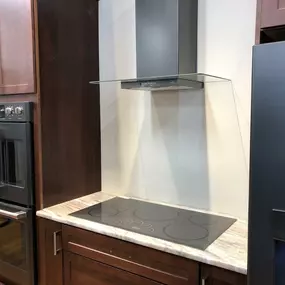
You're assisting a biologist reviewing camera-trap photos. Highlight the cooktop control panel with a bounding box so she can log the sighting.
[0,102,33,122]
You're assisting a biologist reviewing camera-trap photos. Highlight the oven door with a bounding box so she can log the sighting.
[0,122,33,206]
[0,202,35,285]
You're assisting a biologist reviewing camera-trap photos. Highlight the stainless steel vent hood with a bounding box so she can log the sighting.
[90,0,230,90]
[122,0,200,91]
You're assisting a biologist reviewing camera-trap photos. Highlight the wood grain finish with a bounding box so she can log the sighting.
[37,218,63,285]
[0,0,102,209]
[201,264,247,285]
[62,225,199,285]
[64,252,164,285]
[279,0,285,8]
[255,0,263,44]
[0,0,35,95]
[260,0,285,28]
[37,0,101,207]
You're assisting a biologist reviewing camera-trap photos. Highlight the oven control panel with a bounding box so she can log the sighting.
[0,102,32,122]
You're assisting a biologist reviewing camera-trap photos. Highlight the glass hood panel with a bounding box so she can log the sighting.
[90,73,231,91]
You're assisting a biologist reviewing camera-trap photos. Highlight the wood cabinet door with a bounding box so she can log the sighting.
[37,218,63,285]
[63,225,199,285]
[202,279,243,285]
[0,0,35,95]
[261,0,285,28]
[64,252,164,285]
[201,265,247,285]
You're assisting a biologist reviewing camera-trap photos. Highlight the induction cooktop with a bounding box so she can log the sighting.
[71,197,236,250]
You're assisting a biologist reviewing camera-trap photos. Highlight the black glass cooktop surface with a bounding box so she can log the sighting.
[71,197,236,250]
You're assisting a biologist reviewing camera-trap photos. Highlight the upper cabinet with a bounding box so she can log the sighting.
[0,0,35,95]
[260,0,285,28]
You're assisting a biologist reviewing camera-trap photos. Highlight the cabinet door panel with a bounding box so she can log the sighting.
[0,0,35,95]
[64,252,163,285]
[63,225,198,285]
[205,280,235,285]
[261,0,285,28]
[37,218,63,285]
[201,264,247,285]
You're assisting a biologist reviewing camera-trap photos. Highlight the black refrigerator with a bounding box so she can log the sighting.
[249,41,285,285]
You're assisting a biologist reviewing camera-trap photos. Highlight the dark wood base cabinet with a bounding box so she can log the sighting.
[64,252,164,285]
[37,218,247,285]
[201,264,247,285]
[38,218,63,285]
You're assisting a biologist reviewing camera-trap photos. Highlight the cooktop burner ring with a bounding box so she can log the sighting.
[88,207,120,218]
[162,223,209,242]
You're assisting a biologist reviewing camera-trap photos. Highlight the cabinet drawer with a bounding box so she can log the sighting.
[64,252,164,285]
[62,225,198,285]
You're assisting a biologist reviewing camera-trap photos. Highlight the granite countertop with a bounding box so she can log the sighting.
[37,192,248,275]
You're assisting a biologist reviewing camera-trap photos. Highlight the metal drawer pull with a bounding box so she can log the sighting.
[0,208,26,220]
[201,277,207,285]
[53,231,62,256]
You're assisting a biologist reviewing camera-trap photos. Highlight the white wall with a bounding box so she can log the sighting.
[99,0,256,220]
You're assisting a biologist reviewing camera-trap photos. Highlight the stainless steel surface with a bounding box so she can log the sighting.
[136,0,179,77]
[121,77,204,91]
[15,106,23,115]
[5,106,13,116]
[120,0,199,91]
[0,102,32,122]
[0,207,27,220]
[53,231,62,256]
[136,0,198,78]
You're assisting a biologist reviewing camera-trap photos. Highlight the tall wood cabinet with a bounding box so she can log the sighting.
[37,0,101,208]
[260,0,285,28]
[256,0,285,44]
[0,0,35,95]
[0,0,101,209]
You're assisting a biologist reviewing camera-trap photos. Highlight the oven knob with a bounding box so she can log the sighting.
[15,106,23,115]
[5,107,13,116]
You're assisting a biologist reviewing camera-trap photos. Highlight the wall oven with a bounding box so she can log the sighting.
[0,202,34,285]
[0,102,35,285]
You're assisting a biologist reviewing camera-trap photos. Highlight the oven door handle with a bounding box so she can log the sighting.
[0,207,27,220]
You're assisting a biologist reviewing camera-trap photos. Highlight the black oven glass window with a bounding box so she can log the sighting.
[0,216,27,269]
[275,240,285,285]
[0,139,25,188]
